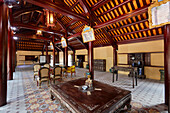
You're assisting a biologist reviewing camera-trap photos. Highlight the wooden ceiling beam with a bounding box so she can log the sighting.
[113,27,162,38]
[13,7,42,17]
[96,0,132,17]
[117,35,164,45]
[75,37,88,49]
[109,19,148,32]
[72,23,85,31]
[36,13,43,26]
[55,17,66,31]
[16,49,44,51]
[24,0,89,23]
[16,40,45,44]
[12,22,64,36]
[14,33,52,41]
[66,20,77,28]
[91,0,111,11]
[78,0,91,14]
[93,6,149,29]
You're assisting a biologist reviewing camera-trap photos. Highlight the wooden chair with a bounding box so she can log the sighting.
[50,66,62,83]
[66,65,76,78]
[44,64,50,68]
[71,65,76,77]
[33,64,41,80]
[37,67,50,87]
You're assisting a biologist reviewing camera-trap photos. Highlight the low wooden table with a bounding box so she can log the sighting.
[112,66,138,88]
[50,78,131,113]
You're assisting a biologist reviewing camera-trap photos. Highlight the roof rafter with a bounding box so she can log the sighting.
[93,5,149,29]
[12,22,64,36]
[13,7,42,17]
[24,0,89,23]
[14,33,52,41]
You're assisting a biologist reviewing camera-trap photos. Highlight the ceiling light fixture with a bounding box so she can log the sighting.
[45,9,55,27]
[8,4,13,8]
[13,36,18,40]
[36,30,42,36]
[11,27,17,31]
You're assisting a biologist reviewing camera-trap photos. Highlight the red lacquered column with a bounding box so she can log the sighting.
[164,24,170,108]
[0,2,8,106]
[88,42,94,79]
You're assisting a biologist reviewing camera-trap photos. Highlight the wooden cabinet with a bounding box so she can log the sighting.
[93,59,106,71]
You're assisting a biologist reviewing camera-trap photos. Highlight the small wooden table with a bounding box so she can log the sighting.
[112,66,138,88]
[50,78,131,113]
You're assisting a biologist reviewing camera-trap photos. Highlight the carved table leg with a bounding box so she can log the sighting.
[135,72,137,86]
[113,69,114,82]
[51,92,54,100]
[132,71,134,88]
[116,70,118,81]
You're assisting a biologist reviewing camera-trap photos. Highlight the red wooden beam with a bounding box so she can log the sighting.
[117,34,164,45]
[113,27,162,38]
[66,20,77,28]
[96,0,132,17]
[12,22,64,36]
[55,17,66,31]
[17,40,45,43]
[14,33,52,41]
[24,0,89,23]
[67,32,81,39]
[13,7,42,17]
[79,0,91,14]
[91,0,111,11]
[109,19,148,32]
[93,6,149,29]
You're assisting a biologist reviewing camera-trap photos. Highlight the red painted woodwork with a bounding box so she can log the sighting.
[53,36,55,67]
[65,34,68,67]
[55,17,66,31]
[42,45,44,55]
[91,0,111,11]
[109,19,148,32]
[12,23,64,36]
[88,42,94,79]
[12,39,16,72]
[164,24,170,108]
[13,7,42,17]
[0,3,8,106]
[73,50,75,65]
[24,0,89,23]
[15,33,52,41]
[56,51,59,63]
[46,42,49,63]
[113,47,117,66]
[8,28,13,80]
[118,35,164,45]
[93,6,148,29]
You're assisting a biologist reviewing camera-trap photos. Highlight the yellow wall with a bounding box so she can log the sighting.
[17,51,59,65]
[76,47,113,71]
[17,51,42,65]
[118,40,164,80]
[94,46,113,72]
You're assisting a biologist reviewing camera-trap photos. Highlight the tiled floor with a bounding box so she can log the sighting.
[0,65,168,113]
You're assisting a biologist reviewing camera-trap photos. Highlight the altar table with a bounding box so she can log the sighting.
[50,78,131,113]
[112,66,138,88]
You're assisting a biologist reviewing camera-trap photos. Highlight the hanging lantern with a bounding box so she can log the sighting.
[45,9,55,27]
[36,30,42,35]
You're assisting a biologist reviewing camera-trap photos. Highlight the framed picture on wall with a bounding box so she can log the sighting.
[148,0,170,28]
[61,37,67,48]
[82,25,95,43]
